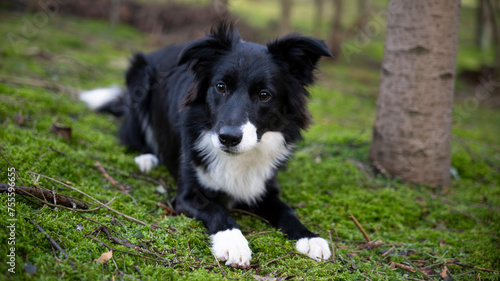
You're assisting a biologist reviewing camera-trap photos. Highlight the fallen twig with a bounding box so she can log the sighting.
[158,202,178,215]
[349,214,371,242]
[28,172,150,227]
[328,230,336,262]
[359,239,383,250]
[0,75,78,95]
[28,218,77,271]
[28,218,69,259]
[405,258,432,280]
[447,260,500,273]
[0,150,25,185]
[382,246,395,256]
[0,183,88,209]
[212,252,226,278]
[95,161,128,193]
[389,261,416,273]
[231,209,271,225]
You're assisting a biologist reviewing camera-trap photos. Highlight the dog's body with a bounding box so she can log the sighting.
[81,22,332,267]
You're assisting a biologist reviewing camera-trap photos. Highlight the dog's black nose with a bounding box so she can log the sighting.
[218,126,242,147]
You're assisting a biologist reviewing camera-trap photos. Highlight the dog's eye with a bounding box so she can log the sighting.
[259,91,271,102]
[216,83,226,94]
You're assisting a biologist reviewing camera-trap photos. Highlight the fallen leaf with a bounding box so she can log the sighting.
[94,250,112,263]
[50,123,72,141]
[133,231,144,239]
[440,265,448,278]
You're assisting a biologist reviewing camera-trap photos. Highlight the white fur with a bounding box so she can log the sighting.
[134,154,159,173]
[79,86,122,110]
[296,237,331,261]
[195,130,291,204]
[210,121,258,154]
[211,228,252,267]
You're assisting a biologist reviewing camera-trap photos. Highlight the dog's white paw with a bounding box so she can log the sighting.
[134,154,159,173]
[211,229,252,268]
[296,237,331,261]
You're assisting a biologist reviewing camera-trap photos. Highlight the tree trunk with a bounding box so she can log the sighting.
[475,0,491,49]
[281,0,292,35]
[329,0,343,58]
[485,0,500,95]
[314,0,324,37]
[369,0,461,187]
[357,0,369,28]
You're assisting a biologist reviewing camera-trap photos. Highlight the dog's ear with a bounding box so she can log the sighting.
[126,53,153,107]
[177,21,240,105]
[177,21,240,71]
[267,35,332,85]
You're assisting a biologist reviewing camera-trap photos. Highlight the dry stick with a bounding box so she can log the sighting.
[231,208,271,225]
[212,252,226,278]
[28,218,77,271]
[0,150,25,185]
[0,75,78,94]
[328,230,336,262]
[86,235,162,263]
[382,246,396,257]
[158,202,178,215]
[389,261,416,273]
[29,172,151,227]
[95,161,128,193]
[404,258,433,281]
[448,261,500,273]
[349,214,371,242]
[0,183,89,209]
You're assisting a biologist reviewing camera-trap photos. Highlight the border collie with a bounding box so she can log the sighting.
[81,21,332,268]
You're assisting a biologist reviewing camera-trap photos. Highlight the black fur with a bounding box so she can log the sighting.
[115,22,331,249]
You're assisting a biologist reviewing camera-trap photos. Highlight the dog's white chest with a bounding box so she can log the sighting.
[195,131,291,204]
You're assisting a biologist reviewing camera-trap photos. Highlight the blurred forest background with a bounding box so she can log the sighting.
[0,0,499,280]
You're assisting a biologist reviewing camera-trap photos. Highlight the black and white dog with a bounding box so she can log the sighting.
[81,21,332,268]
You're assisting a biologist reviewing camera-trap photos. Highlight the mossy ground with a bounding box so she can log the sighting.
[0,2,499,280]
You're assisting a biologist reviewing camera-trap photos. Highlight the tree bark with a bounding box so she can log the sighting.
[357,0,369,28]
[281,0,292,35]
[369,0,461,187]
[329,0,344,58]
[475,0,491,49]
[314,0,324,37]
[485,0,500,95]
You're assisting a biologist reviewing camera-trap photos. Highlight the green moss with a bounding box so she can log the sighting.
[1,7,499,281]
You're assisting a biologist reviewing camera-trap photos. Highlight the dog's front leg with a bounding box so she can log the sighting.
[175,186,252,268]
[249,181,331,261]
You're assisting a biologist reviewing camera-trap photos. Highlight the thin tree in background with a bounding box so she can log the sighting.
[357,0,369,28]
[313,0,324,37]
[370,0,461,187]
[485,0,500,95]
[281,0,292,35]
[328,0,343,58]
[475,0,491,49]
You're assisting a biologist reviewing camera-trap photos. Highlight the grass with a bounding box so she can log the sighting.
[0,2,499,280]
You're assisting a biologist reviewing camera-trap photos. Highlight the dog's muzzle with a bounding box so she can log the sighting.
[218,126,243,148]
[212,121,258,154]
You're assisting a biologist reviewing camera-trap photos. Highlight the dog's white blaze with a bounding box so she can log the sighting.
[238,121,258,153]
[196,130,291,204]
[211,228,252,267]
[79,86,122,110]
[296,237,332,261]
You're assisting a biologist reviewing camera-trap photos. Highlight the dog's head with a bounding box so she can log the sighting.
[178,21,331,154]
